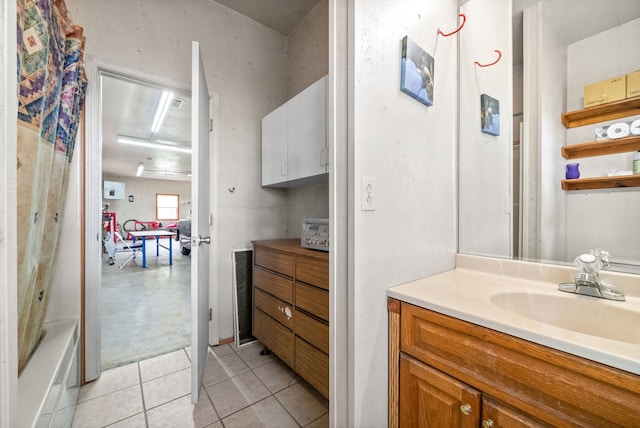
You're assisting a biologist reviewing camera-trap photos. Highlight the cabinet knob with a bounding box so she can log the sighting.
[482,419,495,428]
[460,404,472,416]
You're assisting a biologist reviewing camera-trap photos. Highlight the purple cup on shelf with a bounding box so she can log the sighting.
[566,163,580,179]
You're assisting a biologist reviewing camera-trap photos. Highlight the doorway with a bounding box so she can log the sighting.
[100,72,193,370]
[85,61,196,379]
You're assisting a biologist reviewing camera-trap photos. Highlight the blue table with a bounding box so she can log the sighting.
[129,230,177,268]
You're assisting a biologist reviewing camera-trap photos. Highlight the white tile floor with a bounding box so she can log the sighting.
[72,341,329,428]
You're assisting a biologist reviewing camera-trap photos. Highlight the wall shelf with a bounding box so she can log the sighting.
[561,135,640,159]
[561,98,640,190]
[561,175,640,191]
[561,96,640,128]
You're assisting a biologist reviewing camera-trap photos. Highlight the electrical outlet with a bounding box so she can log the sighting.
[504,194,511,214]
[361,176,375,211]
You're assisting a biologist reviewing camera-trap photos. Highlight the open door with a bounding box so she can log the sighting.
[190,41,212,403]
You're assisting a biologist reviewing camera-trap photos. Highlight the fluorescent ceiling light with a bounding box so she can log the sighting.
[136,162,144,176]
[118,136,192,154]
[151,91,173,134]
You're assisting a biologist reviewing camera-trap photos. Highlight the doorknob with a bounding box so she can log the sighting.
[192,235,211,246]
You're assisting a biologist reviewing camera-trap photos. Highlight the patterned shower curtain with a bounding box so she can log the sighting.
[16,0,87,373]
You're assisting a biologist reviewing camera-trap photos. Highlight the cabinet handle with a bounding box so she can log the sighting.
[482,419,495,428]
[460,404,472,416]
[281,162,287,176]
[320,148,325,167]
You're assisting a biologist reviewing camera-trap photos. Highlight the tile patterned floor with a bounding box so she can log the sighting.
[72,341,329,427]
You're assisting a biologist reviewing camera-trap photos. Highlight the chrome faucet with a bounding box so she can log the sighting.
[558,250,625,301]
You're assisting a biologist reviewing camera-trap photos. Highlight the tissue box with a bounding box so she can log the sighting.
[627,70,640,99]
[583,75,626,108]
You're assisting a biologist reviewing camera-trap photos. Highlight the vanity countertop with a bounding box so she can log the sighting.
[387,254,640,376]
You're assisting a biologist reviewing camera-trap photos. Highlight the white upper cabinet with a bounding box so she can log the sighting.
[261,75,328,187]
[261,103,288,186]
[287,76,327,182]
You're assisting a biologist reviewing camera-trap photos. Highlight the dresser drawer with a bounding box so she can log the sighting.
[295,256,329,290]
[294,308,328,353]
[253,308,294,368]
[255,246,294,277]
[295,282,329,321]
[253,267,293,304]
[255,288,293,330]
[295,336,329,398]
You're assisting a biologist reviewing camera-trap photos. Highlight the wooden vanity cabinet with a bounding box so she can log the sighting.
[252,239,329,398]
[400,353,547,428]
[388,298,640,427]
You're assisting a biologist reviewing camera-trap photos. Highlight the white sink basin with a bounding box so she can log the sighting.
[490,292,640,344]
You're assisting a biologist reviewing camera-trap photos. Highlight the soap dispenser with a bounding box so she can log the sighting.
[634,150,640,175]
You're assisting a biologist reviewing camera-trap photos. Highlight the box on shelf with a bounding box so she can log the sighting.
[627,70,640,99]
[583,75,626,108]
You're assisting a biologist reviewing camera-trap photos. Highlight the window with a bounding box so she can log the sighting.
[156,194,179,221]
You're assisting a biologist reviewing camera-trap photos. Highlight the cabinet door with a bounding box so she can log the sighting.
[287,76,327,182]
[400,354,480,428]
[481,397,551,428]
[261,103,288,186]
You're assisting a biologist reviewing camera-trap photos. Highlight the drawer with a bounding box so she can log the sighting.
[294,308,328,353]
[253,267,293,304]
[295,336,329,398]
[255,288,293,330]
[255,246,294,277]
[253,308,294,368]
[295,257,329,290]
[295,282,329,321]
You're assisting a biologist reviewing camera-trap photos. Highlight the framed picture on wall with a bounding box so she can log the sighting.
[481,94,500,136]
[400,36,434,106]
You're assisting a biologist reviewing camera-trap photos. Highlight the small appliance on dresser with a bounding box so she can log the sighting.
[301,218,329,251]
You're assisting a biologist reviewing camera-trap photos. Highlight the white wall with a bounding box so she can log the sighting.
[102,175,191,226]
[350,0,457,425]
[287,0,329,99]
[537,6,566,262]
[565,17,640,264]
[285,184,329,236]
[458,0,513,257]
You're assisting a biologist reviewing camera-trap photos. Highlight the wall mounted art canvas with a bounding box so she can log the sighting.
[481,94,500,136]
[400,36,434,106]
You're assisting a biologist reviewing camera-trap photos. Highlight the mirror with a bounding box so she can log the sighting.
[458,0,640,274]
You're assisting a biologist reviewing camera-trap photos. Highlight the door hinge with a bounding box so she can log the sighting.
[209,308,212,321]
[209,118,213,132]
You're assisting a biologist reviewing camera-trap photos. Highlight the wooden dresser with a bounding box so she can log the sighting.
[252,239,329,398]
